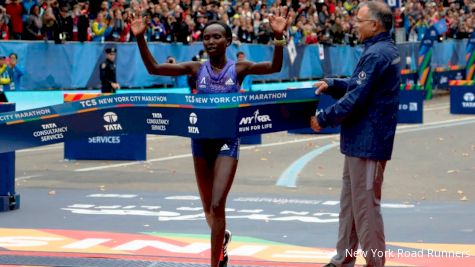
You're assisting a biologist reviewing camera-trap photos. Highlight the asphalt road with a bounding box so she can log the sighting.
[1,94,474,267]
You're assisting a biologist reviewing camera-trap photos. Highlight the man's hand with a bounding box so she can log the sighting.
[111,83,120,89]
[313,80,329,95]
[310,116,322,132]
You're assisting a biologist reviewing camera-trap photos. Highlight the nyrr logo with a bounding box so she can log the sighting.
[462,92,475,108]
[188,112,199,134]
[103,112,123,131]
[239,110,272,125]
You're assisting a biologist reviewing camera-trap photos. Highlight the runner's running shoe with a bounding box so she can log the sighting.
[219,230,232,267]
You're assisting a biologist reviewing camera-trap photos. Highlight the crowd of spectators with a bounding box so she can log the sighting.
[0,0,474,45]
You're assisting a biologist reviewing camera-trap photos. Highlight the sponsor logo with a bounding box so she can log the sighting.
[399,102,419,112]
[225,78,235,86]
[239,110,271,125]
[189,113,198,125]
[440,76,448,84]
[220,144,230,151]
[238,109,273,133]
[463,92,474,102]
[103,112,118,123]
[462,92,475,108]
[358,71,367,80]
[33,123,68,142]
[356,71,367,85]
[103,112,123,131]
[188,113,199,134]
[147,112,169,131]
[199,77,206,88]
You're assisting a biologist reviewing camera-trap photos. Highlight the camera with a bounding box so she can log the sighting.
[168,58,176,64]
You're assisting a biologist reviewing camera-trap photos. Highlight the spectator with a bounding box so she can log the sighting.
[290,22,303,45]
[119,9,132,42]
[64,4,82,42]
[92,11,110,42]
[23,4,42,40]
[108,8,124,41]
[54,4,69,44]
[0,56,11,102]
[5,0,23,39]
[7,53,23,91]
[0,0,473,44]
[42,0,56,41]
[237,16,254,43]
[257,18,272,44]
[171,10,190,44]
[149,13,166,42]
[0,6,9,40]
[318,4,329,25]
[192,12,206,41]
[205,0,220,21]
[21,0,38,22]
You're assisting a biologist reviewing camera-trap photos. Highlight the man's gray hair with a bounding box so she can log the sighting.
[358,1,394,31]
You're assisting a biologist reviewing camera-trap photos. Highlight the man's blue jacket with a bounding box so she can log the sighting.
[317,32,401,161]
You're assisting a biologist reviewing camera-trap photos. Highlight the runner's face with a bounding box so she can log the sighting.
[203,24,229,57]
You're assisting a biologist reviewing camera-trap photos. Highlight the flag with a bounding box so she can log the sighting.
[287,37,297,65]
[433,19,447,36]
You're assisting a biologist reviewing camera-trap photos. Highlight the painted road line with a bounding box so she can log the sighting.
[275,117,475,187]
[74,136,341,172]
[75,117,475,172]
[424,102,450,108]
[276,143,339,187]
[15,175,43,182]
[75,154,193,172]
[17,145,62,153]
[147,135,183,141]
[425,105,449,111]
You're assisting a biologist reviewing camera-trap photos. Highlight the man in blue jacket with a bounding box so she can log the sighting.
[311,2,400,267]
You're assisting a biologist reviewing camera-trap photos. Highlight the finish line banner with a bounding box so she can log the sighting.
[0,89,319,153]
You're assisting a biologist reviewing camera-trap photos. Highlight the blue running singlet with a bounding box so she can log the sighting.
[191,60,240,159]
